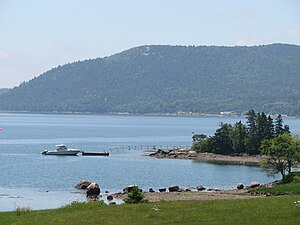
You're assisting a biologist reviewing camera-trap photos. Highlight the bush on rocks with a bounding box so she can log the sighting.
[123,186,148,204]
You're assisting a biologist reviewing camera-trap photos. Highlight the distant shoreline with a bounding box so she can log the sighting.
[0,110,298,119]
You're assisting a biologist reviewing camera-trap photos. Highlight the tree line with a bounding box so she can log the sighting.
[192,110,300,180]
[192,110,290,156]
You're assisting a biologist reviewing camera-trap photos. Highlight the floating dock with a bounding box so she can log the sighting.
[81,151,109,156]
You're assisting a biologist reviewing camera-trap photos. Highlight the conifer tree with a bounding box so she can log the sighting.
[245,110,260,155]
[275,114,284,136]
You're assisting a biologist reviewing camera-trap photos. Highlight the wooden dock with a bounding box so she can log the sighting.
[81,151,109,156]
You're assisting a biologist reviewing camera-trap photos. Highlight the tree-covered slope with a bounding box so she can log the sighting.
[1,44,300,115]
[0,88,10,96]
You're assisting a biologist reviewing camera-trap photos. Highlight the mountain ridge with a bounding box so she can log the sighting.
[1,44,300,115]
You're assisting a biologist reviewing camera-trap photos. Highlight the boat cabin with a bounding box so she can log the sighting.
[55,144,67,151]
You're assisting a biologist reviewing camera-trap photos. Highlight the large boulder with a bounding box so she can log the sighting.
[123,185,138,193]
[150,149,170,157]
[237,183,244,190]
[86,183,100,197]
[250,181,260,188]
[107,195,113,201]
[187,151,198,157]
[168,185,180,192]
[149,188,155,193]
[196,185,206,191]
[75,180,91,189]
[159,188,166,192]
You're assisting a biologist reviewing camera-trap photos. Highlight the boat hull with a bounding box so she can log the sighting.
[42,150,80,156]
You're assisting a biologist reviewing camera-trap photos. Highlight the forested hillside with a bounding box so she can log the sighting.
[0,44,300,115]
[0,88,9,96]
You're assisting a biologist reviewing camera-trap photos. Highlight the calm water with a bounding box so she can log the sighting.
[1,113,299,211]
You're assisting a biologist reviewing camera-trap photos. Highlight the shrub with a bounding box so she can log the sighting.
[15,206,31,216]
[283,171,300,184]
[123,187,148,204]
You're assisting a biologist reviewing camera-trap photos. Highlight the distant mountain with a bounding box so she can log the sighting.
[0,44,300,115]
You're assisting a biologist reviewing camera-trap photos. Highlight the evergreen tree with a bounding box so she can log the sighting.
[256,112,274,141]
[245,110,260,155]
[191,110,290,156]
[123,186,148,204]
[275,114,284,136]
[231,121,247,154]
[267,115,275,139]
[210,123,233,155]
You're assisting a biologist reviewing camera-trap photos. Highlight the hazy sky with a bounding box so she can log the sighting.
[0,0,299,88]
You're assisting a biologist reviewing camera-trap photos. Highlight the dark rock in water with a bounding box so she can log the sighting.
[107,195,113,201]
[196,185,206,191]
[168,185,180,192]
[150,149,170,157]
[123,185,138,193]
[75,180,91,189]
[208,188,222,192]
[149,188,155,193]
[250,181,260,188]
[185,188,191,192]
[159,188,166,192]
[105,190,109,193]
[237,183,244,190]
[86,183,100,197]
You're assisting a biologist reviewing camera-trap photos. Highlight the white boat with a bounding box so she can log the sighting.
[42,144,81,156]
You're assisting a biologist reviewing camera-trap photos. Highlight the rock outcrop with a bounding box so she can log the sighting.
[250,181,260,188]
[123,185,138,193]
[237,183,244,190]
[86,183,100,197]
[149,188,155,193]
[159,188,166,192]
[168,185,180,192]
[150,149,197,159]
[196,185,206,191]
[75,180,91,189]
[107,195,113,201]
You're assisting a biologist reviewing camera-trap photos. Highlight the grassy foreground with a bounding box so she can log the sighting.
[255,182,300,195]
[0,196,300,225]
[254,172,300,195]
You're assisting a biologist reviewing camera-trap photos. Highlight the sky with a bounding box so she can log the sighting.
[0,0,299,88]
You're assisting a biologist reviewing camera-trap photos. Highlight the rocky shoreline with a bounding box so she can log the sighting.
[149,149,263,166]
[112,181,280,202]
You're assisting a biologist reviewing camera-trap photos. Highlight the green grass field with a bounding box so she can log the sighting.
[1,196,300,225]
[254,182,300,195]
[254,172,300,195]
